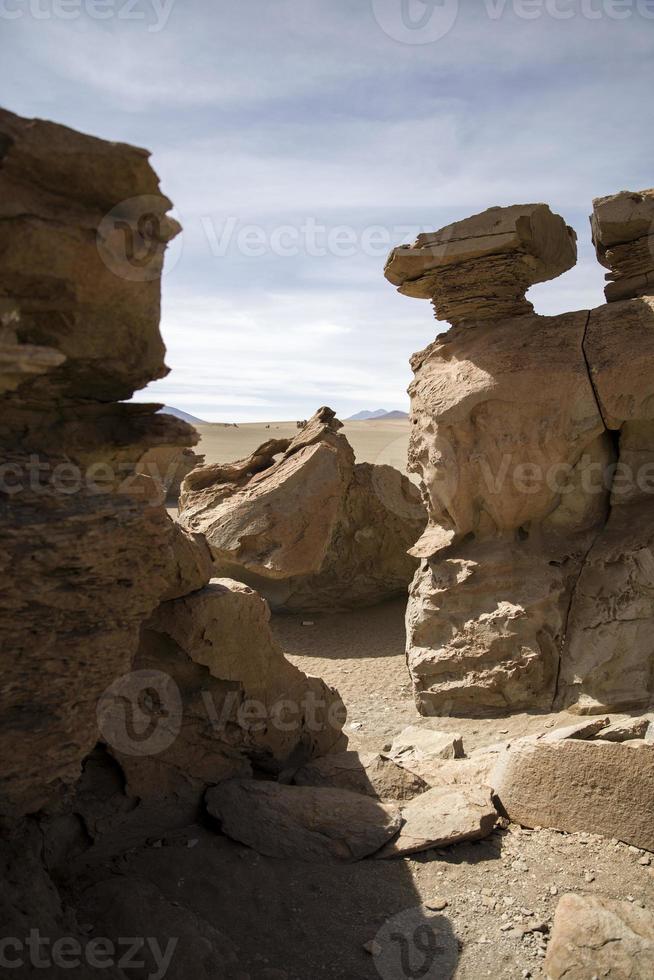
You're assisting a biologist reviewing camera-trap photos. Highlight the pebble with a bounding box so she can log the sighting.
[584,872,595,883]
[363,941,381,956]
[639,856,651,866]
[549,885,559,896]
[512,860,529,873]
[301,621,315,627]
[424,897,448,911]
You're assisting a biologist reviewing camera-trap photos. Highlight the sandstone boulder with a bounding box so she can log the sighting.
[100,579,346,807]
[179,407,426,611]
[384,725,464,779]
[376,784,497,858]
[545,893,654,979]
[385,203,577,323]
[591,188,654,303]
[493,738,654,850]
[293,750,427,801]
[0,110,196,818]
[205,779,402,862]
[137,444,205,504]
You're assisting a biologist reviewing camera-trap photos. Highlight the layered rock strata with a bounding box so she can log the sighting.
[386,197,654,716]
[179,406,426,611]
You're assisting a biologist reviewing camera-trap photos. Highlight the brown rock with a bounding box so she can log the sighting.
[545,893,654,979]
[0,110,196,818]
[591,188,654,303]
[137,444,205,504]
[205,779,402,862]
[385,203,577,323]
[179,407,426,611]
[384,726,464,779]
[101,578,346,806]
[376,784,497,858]
[493,738,654,851]
[293,751,427,801]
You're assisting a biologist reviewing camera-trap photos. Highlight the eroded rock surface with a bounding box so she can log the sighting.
[385,203,577,323]
[545,893,654,979]
[592,188,654,302]
[493,738,654,851]
[0,107,195,819]
[390,197,654,716]
[206,779,402,862]
[179,406,426,611]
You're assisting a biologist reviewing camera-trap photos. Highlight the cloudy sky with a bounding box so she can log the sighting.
[2,0,653,420]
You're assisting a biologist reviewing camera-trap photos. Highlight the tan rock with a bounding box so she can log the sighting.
[385,725,464,779]
[407,311,608,555]
[137,444,205,504]
[376,784,497,858]
[596,716,653,742]
[179,407,426,611]
[591,188,654,303]
[493,738,654,850]
[293,751,427,801]
[385,203,577,323]
[205,779,402,862]
[545,893,654,979]
[406,539,583,716]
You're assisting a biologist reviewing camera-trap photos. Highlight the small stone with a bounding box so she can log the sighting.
[301,620,314,627]
[424,897,448,911]
[512,860,529,873]
[363,940,381,957]
[584,872,595,883]
[549,885,559,896]
[639,855,651,866]
[187,839,199,848]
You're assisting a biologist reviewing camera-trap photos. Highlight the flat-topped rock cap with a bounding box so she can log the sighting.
[384,202,577,300]
[591,188,654,302]
[591,187,654,249]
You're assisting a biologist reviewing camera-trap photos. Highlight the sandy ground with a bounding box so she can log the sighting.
[155,433,654,977]
[194,418,412,475]
[83,601,654,979]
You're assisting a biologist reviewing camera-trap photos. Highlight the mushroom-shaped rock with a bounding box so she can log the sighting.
[591,187,654,302]
[384,203,577,324]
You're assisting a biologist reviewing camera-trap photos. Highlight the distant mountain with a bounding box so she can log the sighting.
[347,409,409,421]
[158,406,208,425]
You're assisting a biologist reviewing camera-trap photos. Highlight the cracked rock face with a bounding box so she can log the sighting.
[393,197,654,717]
[178,406,426,611]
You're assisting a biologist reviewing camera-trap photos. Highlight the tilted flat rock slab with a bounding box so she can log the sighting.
[205,780,401,863]
[493,739,654,851]
[293,751,427,801]
[544,893,654,980]
[375,784,497,858]
[384,726,464,780]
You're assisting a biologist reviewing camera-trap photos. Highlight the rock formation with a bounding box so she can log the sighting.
[387,196,654,716]
[592,187,654,302]
[0,108,349,973]
[136,444,205,504]
[178,406,426,611]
